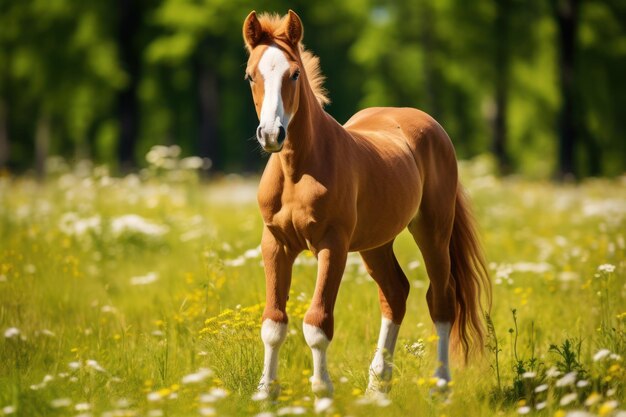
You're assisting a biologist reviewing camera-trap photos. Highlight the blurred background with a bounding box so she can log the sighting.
[0,0,624,179]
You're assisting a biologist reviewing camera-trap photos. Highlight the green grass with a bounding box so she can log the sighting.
[0,157,624,417]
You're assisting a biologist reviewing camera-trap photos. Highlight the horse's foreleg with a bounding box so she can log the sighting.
[360,243,409,395]
[258,227,296,398]
[303,238,348,399]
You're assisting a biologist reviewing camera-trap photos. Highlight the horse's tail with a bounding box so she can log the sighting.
[449,184,492,362]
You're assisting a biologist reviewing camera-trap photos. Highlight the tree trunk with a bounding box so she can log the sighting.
[196,51,219,172]
[0,99,8,170]
[35,113,50,180]
[553,0,580,180]
[116,0,141,172]
[492,0,511,175]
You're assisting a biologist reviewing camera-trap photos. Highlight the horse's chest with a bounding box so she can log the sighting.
[259,182,329,247]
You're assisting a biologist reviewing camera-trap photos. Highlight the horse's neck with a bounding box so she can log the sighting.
[279,86,334,181]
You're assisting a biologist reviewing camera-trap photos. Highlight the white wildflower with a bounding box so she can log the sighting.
[565,411,595,417]
[560,392,578,406]
[277,406,306,415]
[68,361,81,370]
[314,397,333,414]
[576,379,589,388]
[556,371,577,387]
[244,247,261,258]
[535,384,548,393]
[130,272,158,286]
[536,401,547,410]
[75,403,91,411]
[407,260,421,270]
[180,156,204,170]
[546,366,561,378]
[2,406,16,415]
[558,271,580,282]
[405,340,426,359]
[111,215,168,237]
[517,406,531,414]
[522,371,536,379]
[198,407,216,416]
[598,264,616,273]
[59,213,101,236]
[593,349,611,362]
[209,387,228,399]
[4,327,20,339]
[50,398,72,408]
[254,413,275,417]
[199,394,217,403]
[85,359,106,372]
[147,392,162,402]
[147,410,163,417]
[114,399,131,408]
[223,257,246,267]
[181,368,213,384]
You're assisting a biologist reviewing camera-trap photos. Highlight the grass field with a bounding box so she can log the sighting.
[1,153,625,417]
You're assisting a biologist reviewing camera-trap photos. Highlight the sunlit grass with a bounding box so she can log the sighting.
[0,153,624,416]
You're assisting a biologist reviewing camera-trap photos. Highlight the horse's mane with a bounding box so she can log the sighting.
[256,13,330,107]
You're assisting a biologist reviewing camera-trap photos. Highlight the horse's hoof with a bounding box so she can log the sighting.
[428,378,452,401]
[366,379,391,396]
[254,381,281,401]
[310,377,334,398]
[357,390,392,407]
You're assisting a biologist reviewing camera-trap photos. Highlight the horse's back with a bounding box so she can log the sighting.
[345,106,458,185]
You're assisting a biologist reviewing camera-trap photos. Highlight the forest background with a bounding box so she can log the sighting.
[0,0,624,179]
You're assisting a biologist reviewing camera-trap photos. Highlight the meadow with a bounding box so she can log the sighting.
[1,148,624,417]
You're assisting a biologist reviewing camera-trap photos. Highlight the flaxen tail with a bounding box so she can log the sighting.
[449,184,492,362]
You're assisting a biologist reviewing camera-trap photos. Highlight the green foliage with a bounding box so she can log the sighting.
[0,0,625,175]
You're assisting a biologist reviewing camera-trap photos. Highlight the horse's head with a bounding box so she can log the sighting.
[243,10,304,153]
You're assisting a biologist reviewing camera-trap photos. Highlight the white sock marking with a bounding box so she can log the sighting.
[303,323,333,397]
[259,319,287,386]
[368,317,400,393]
[434,321,451,381]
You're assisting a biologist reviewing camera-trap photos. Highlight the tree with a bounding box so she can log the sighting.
[552,0,580,180]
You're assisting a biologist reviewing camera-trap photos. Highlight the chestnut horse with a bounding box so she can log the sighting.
[243,10,491,399]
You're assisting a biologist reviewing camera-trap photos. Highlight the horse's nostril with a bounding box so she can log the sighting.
[277,126,286,144]
[256,126,263,139]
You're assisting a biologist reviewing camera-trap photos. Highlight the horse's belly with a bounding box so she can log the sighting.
[349,160,422,251]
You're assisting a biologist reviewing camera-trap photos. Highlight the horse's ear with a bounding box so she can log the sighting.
[243,11,263,51]
[282,10,303,45]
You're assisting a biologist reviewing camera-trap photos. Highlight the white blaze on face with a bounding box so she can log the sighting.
[258,46,291,136]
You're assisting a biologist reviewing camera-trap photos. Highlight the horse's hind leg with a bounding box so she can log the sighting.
[360,242,410,394]
[408,195,456,383]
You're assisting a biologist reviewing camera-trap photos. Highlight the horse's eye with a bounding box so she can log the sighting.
[291,70,300,81]
[245,73,253,83]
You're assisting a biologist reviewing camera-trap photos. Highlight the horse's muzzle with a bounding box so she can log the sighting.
[257,125,286,153]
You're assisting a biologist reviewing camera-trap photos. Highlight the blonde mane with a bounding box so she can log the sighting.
[256,13,330,107]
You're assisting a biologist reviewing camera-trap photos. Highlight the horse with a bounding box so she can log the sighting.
[242,10,491,399]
